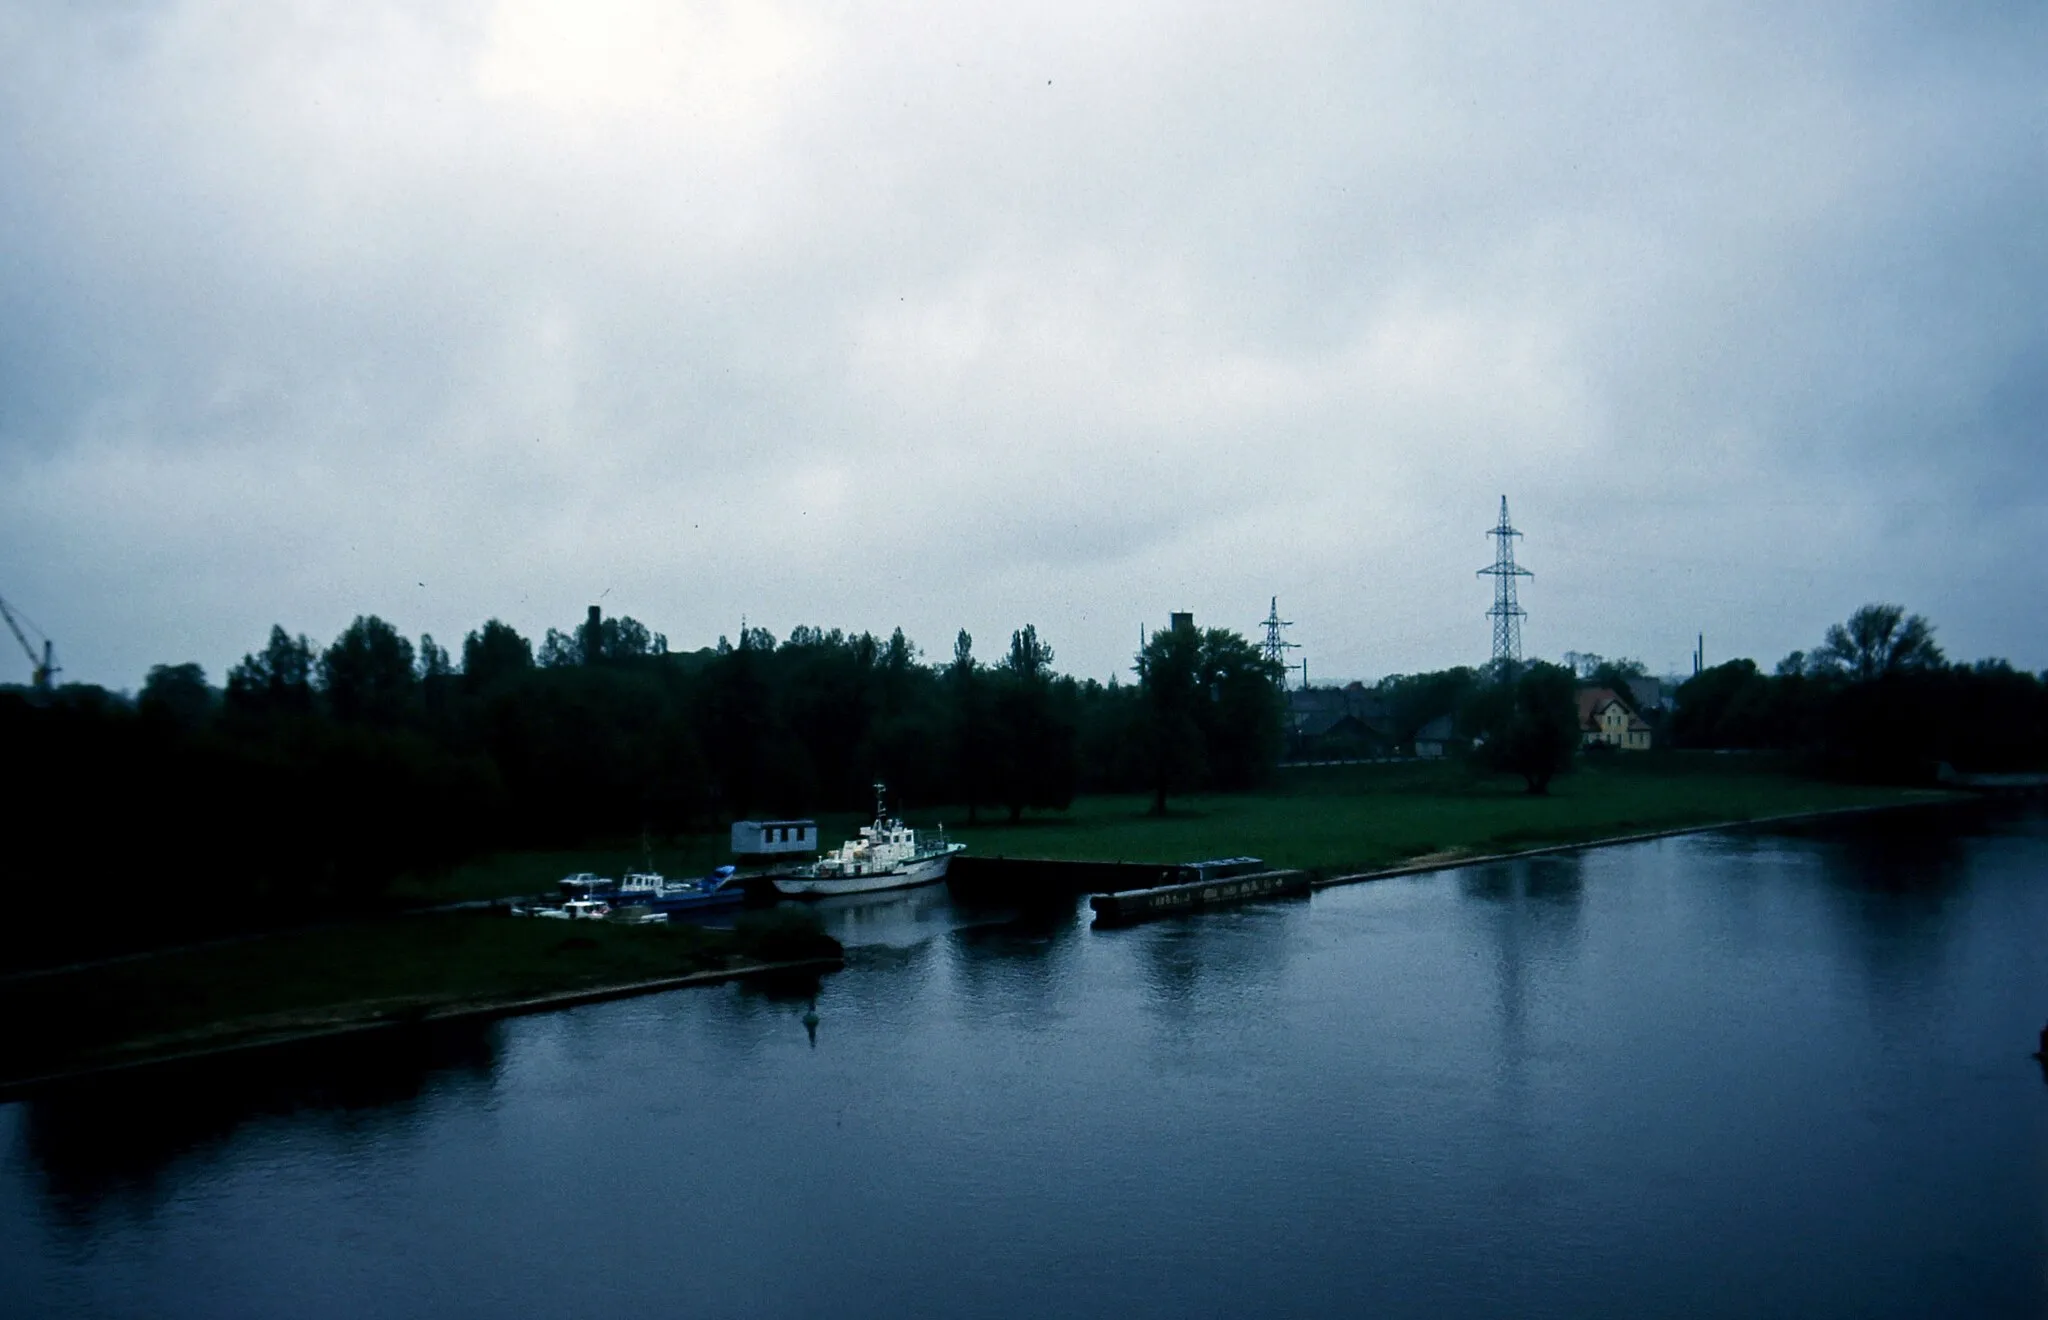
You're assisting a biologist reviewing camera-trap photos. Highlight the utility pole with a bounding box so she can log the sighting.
[1476,495,1532,673]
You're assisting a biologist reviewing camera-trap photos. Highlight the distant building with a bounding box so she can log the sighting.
[731,820,819,858]
[1624,676,1669,714]
[1287,682,1394,759]
[1577,687,1653,751]
[1414,714,1461,759]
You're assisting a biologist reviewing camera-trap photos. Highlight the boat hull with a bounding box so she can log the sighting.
[772,850,956,898]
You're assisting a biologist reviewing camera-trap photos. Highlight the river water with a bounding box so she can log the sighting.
[4,806,2045,1318]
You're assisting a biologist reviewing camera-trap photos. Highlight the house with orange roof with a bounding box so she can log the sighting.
[1578,686,1653,751]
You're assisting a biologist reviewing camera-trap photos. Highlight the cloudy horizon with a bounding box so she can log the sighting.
[3,0,2042,691]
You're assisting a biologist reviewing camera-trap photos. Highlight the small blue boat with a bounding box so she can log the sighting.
[614,866,746,915]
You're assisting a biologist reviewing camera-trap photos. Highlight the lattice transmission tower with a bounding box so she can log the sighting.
[1259,596,1298,678]
[1477,495,1532,670]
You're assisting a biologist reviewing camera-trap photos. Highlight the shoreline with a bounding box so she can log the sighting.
[1309,793,1968,888]
[0,955,843,1101]
[2,794,1982,1101]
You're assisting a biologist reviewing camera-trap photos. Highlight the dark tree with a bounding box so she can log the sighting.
[1378,667,1480,747]
[1137,619,1207,815]
[1815,604,1944,682]
[947,630,996,823]
[697,625,784,816]
[140,662,214,731]
[580,609,667,663]
[418,635,452,679]
[538,628,580,668]
[462,619,533,692]
[318,615,418,727]
[1472,661,1578,794]
[993,625,1076,822]
[1193,627,1286,790]
[225,626,317,716]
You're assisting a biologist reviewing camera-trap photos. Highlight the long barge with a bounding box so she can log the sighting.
[1088,867,1311,926]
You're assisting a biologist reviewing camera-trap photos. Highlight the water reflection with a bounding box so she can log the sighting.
[1779,809,1980,1014]
[1458,854,1586,1074]
[1126,899,1304,1037]
[19,1021,498,1229]
[788,883,961,950]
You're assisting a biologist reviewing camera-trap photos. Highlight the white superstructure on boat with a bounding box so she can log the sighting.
[772,784,965,897]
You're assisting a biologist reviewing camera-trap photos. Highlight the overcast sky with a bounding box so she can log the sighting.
[3,0,2042,690]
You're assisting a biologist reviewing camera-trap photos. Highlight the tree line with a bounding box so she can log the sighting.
[1361,604,2048,794]
[1667,604,2048,778]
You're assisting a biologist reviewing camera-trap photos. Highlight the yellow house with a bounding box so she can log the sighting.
[1578,687,1653,751]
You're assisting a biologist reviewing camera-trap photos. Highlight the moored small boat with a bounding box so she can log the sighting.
[618,866,747,914]
[527,898,612,920]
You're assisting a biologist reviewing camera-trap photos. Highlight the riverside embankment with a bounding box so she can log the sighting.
[0,914,841,1096]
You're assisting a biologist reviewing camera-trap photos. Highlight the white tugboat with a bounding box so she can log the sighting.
[772,783,965,897]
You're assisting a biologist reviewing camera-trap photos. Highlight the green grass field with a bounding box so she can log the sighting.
[0,912,834,1088]
[404,753,1953,903]
[944,755,1952,873]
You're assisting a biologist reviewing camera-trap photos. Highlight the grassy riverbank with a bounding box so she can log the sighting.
[406,754,1957,904]
[950,755,1956,872]
[0,912,838,1091]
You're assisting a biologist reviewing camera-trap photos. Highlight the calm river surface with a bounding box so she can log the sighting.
[4,805,2046,1318]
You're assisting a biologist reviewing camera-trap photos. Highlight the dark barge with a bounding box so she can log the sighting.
[1088,865,1311,926]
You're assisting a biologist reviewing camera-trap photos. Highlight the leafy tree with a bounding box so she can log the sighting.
[1193,627,1285,789]
[697,624,785,816]
[947,630,996,822]
[417,634,456,720]
[1672,659,1774,749]
[1471,661,1578,794]
[582,611,667,663]
[1377,667,1480,746]
[318,615,418,726]
[993,625,1076,821]
[1136,619,1208,814]
[1814,604,1944,682]
[140,662,213,731]
[225,626,316,716]
[538,628,581,668]
[1587,658,1647,695]
[462,619,533,692]
[418,635,452,679]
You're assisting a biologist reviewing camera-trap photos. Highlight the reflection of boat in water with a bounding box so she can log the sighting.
[773,784,965,898]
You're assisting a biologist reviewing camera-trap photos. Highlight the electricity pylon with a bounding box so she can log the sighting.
[1477,496,1531,671]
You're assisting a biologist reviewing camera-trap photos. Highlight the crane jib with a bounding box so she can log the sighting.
[0,594,59,691]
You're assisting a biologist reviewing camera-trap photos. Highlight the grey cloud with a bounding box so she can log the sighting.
[0,0,2042,688]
